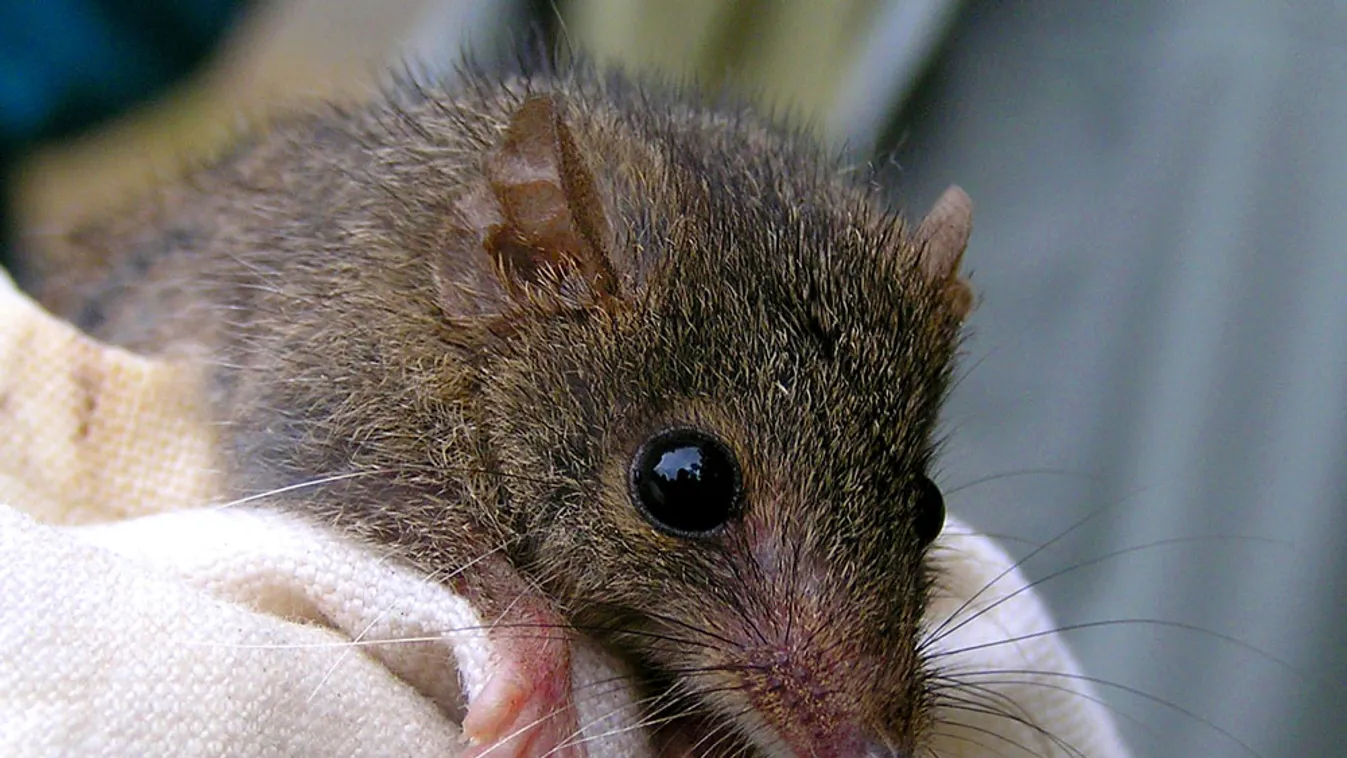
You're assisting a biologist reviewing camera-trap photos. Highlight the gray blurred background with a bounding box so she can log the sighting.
[13,1,1346,755]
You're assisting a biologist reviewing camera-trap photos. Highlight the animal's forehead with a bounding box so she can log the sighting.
[601,108,956,457]
[644,191,923,357]
[654,129,908,279]
[638,247,943,455]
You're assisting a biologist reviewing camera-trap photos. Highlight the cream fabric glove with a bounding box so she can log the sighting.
[0,271,1130,757]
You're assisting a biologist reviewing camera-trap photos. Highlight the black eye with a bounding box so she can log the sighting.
[913,475,946,548]
[629,428,743,537]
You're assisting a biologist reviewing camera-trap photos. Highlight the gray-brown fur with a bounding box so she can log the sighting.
[30,65,973,756]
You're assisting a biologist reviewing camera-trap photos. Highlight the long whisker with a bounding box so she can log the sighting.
[928,708,1060,758]
[952,667,1264,758]
[932,683,1086,758]
[687,704,756,758]
[943,467,1098,498]
[924,728,1015,758]
[213,459,570,513]
[927,672,1041,729]
[922,492,1122,644]
[550,689,685,757]
[947,701,1084,758]
[927,671,1156,740]
[574,623,725,653]
[928,618,1305,681]
[210,469,387,509]
[640,609,743,649]
[923,534,1286,650]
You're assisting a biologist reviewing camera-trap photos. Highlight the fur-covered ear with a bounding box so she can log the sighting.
[438,94,617,320]
[913,185,975,320]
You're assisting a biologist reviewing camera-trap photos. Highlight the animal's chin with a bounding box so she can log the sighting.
[647,713,756,758]
[648,713,902,758]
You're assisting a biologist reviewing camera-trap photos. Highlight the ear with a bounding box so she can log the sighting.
[438,94,617,319]
[913,184,975,320]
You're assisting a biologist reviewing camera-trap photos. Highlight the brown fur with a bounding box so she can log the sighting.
[29,65,972,756]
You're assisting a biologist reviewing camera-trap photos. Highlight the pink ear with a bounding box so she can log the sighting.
[436,94,616,322]
[914,185,975,320]
[483,95,616,304]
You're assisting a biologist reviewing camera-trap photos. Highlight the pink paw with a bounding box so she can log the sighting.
[461,621,582,758]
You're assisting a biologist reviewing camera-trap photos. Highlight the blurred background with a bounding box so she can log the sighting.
[4,1,1344,755]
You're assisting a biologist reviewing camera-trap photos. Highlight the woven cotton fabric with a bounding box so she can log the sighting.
[0,271,1129,757]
